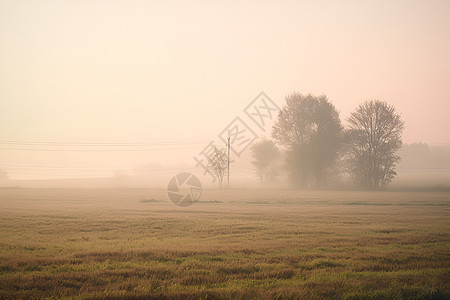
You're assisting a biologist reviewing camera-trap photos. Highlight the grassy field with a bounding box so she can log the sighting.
[0,188,449,299]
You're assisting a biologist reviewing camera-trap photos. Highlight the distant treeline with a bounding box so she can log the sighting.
[397,143,450,172]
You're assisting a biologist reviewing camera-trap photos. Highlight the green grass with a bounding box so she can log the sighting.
[0,188,449,299]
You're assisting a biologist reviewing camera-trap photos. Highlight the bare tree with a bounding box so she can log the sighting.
[345,100,404,189]
[272,93,342,187]
[250,139,281,185]
[206,144,228,188]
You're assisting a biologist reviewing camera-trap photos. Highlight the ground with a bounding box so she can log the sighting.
[0,188,449,299]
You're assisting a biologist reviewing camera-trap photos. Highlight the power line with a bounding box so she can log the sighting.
[0,138,220,144]
[0,147,201,152]
[0,140,211,146]
[0,139,225,152]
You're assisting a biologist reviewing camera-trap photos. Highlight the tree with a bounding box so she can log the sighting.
[272,93,342,187]
[250,139,281,185]
[206,144,228,188]
[345,100,404,189]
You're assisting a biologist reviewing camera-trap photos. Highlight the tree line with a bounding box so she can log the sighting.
[250,93,404,189]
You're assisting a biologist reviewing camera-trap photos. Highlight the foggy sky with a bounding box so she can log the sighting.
[1,0,449,180]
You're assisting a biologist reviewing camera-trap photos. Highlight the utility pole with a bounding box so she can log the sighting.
[227,136,230,189]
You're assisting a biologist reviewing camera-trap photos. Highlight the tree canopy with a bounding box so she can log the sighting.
[272,93,342,187]
[345,100,404,189]
[250,139,281,185]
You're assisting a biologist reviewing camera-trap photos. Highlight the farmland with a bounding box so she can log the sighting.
[0,188,449,299]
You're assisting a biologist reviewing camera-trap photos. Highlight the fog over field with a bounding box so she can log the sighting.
[0,0,449,188]
[0,1,449,299]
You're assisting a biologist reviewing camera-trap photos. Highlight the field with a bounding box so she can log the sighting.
[0,188,449,299]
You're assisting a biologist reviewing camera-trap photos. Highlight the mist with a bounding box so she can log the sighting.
[1,0,450,189]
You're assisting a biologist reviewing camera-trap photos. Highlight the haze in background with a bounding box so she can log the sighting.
[1,0,449,183]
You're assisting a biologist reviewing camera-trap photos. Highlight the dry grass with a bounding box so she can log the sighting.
[0,188,449,299]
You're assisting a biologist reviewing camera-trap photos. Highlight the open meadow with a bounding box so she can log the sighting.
[0,188,449,299]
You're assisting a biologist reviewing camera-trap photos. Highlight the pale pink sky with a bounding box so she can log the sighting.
[1,0,449,180]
